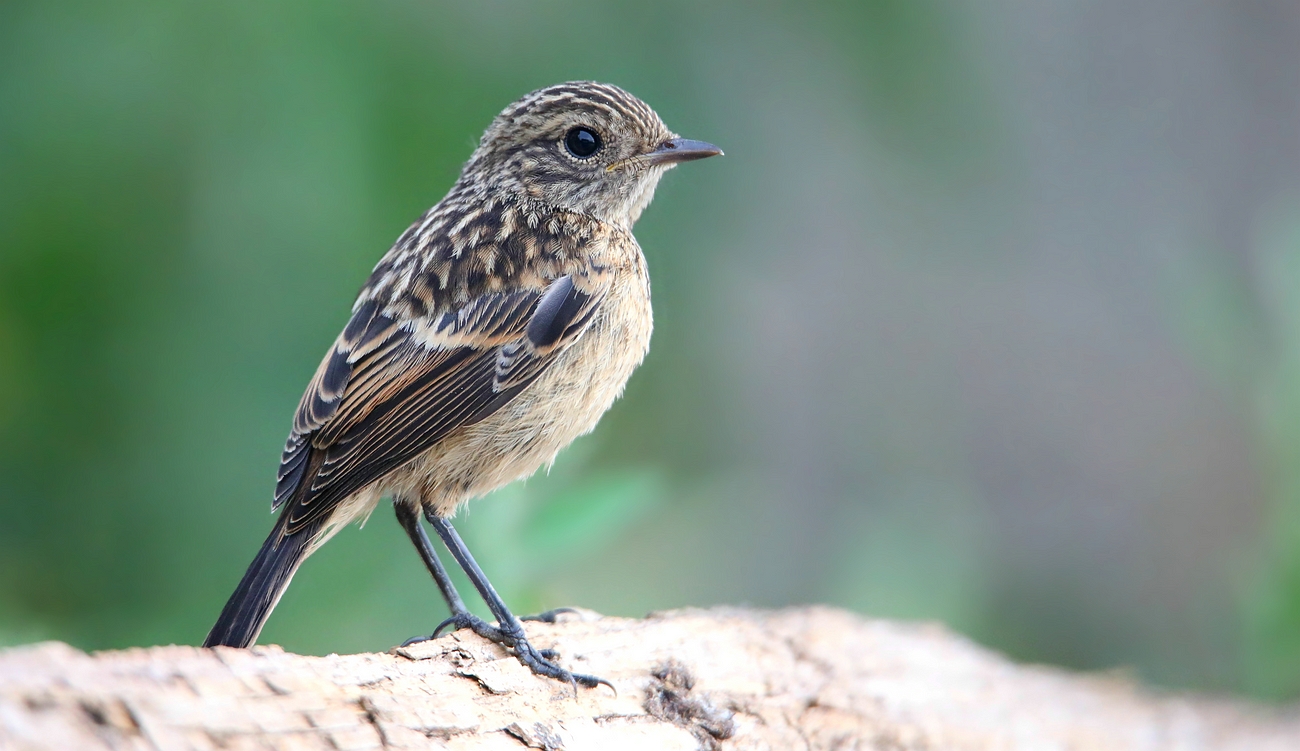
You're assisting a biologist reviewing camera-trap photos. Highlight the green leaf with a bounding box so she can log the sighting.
[520,470,663,568]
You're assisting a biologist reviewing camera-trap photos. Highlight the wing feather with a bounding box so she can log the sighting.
[274,274,605,534]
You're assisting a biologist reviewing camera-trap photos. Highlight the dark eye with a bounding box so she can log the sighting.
[564,127,602,159]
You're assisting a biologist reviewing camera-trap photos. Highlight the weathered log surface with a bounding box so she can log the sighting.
[1,606,1298,750]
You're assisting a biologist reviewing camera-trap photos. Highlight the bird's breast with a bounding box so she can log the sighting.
[392,256,652,517]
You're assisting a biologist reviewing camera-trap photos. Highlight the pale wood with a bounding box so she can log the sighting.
[1,606,1298,750]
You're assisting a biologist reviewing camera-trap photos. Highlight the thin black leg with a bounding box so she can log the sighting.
[427,515,521,630]
[427,512,610,690]
[394,502,468,614]
[395,502,505,646]
[398,501,574,627]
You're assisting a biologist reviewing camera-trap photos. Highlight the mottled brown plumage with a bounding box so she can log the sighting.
[203,82,721,687]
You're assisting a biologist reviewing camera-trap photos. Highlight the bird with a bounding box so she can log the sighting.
[202,81,722,688]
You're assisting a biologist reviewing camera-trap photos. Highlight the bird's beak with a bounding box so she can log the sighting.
[643,138,723,166]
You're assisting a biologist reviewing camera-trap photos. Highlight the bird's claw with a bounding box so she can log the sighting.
[522,607,580,624]
[401,613,507,647]
[512,639,614,694]
[432,612,508,641]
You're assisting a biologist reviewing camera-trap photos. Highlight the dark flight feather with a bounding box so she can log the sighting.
[204,453,329,648]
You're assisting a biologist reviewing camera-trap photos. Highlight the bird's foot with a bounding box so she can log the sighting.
[406,612,610,691]
[401,612,513,647]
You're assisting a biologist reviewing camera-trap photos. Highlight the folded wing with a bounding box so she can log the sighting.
[273,275,604,536]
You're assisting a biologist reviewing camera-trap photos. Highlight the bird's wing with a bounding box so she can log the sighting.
[273,274,604,535]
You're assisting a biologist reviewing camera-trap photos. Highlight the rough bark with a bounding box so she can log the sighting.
[1,606,1298,750]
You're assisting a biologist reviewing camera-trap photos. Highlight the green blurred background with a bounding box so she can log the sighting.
[4,0,1300,699]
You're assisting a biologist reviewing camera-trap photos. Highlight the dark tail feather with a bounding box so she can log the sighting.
[203,513,324,648]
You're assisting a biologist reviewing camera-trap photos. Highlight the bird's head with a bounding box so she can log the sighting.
[463,81,722,228]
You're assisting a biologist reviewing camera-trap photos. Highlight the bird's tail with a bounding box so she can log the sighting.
[202,512,324,648]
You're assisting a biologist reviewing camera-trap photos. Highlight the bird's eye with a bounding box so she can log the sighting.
[564,127,602,159]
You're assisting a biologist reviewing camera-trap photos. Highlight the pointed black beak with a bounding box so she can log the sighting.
[645,138,724,166]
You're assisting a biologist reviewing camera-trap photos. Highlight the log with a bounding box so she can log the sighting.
[1,606,1298,750]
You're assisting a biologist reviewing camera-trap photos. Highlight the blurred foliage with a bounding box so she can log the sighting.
[2,0,1300,701]
[1243,205,1300,698]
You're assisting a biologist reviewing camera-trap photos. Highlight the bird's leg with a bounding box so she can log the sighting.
[426,512,610,690]
[394,503,506,646]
